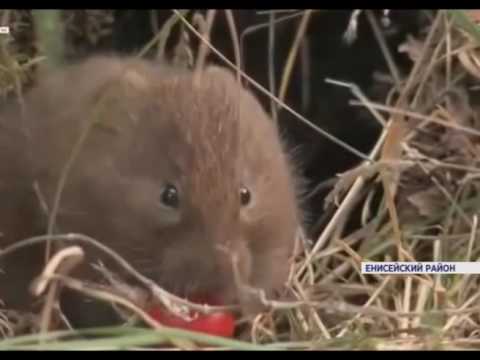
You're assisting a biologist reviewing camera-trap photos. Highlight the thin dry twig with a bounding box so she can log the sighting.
[278,10,313,103]
[224,10,241,84]
[193,10,216,78]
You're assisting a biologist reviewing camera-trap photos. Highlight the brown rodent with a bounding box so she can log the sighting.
[0,55,303,328]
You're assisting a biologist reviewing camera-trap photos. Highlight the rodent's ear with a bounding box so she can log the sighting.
[103,66,151,99]
[90,66,151,131]
[202,65,242,86]
[119,68,151,93]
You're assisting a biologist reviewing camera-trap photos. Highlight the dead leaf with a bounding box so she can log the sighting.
[324,163,381,209]
[458,48,480,80]
[398,35,425,63]
[407,187,446,218]
[464,10,480,24]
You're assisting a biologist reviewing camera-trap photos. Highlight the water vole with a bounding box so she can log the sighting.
[0,55,303,328]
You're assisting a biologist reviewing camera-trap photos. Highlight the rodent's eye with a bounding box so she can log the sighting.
[160,184,179,209]
[239,186,251,207]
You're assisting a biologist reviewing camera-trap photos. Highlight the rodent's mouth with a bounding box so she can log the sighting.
[183,293,223,306]
[145,291,237,338]
[143,277,234,308]
[147,271,237,307]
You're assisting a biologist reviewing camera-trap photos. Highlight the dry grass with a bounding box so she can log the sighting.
[2,9,480,350]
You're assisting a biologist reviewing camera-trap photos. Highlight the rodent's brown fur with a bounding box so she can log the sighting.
[0,55,303,328]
